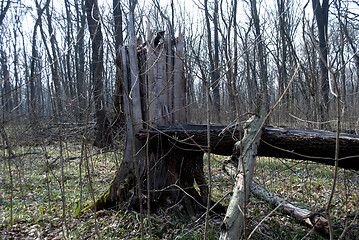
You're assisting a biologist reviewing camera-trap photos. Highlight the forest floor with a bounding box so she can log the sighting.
[0,131,358,239]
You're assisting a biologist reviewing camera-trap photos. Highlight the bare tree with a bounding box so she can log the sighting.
[312,0,329,127]
[74,0,86,121]
[36,0,63,119]
[29,0,50,123]
[13,23,20,117]
[250,0,270,114]
[276,0,289,123]
[85,0,112,147]
[64,0,75,113]
[113,0,125,128]
[204,0,221,123]
[1,49,11,119]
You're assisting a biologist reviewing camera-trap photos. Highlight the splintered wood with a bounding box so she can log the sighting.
[145,29,186,125]
[220,115,264,240]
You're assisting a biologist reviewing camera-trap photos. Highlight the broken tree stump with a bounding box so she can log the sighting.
[94,28,225,215]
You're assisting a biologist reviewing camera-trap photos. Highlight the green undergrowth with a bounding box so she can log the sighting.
[0,143,358,239]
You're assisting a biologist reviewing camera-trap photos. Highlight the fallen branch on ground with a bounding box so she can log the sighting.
[250,182,329,235]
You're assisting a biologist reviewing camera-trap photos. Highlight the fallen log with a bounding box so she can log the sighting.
[250,182,329,235]
[137,124,359,171]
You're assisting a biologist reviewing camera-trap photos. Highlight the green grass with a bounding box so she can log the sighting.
[1,144,358,239]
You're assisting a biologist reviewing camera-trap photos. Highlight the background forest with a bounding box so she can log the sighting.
[0,0,359,239]
[1,0,359,129]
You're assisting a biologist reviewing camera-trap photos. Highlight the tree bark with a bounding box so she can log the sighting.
[173,30,186,123]
[85,0,112,148]
[147,32,169,126]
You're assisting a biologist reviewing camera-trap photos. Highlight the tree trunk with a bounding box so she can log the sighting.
[220,115,264,239]
[74,0,86,122]
[64,0,74,115]
[173,30,186,123]
[36,1,63,119]
[147,32,169,126]
[230,0,239,119]
[312,0,329,128]
[223,159,329,235]
[13,28,21,117]
[1,50,12,120]
[251,0,270,114]
[0,0,10,26]
[277,0,289,124]
[85,0,112,148]
[93,0,146,209]
[138,124,359,171]
[212,0,221,122]
[30,0,51,123]
[112,0,125,129]
[204,0,221,123]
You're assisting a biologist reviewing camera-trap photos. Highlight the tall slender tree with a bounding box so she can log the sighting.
[204,0,221,123]
[64,0,75,109]
[113,0,125,127]
[276,0,289,123]
[1,50,11,118]
[85,0,112,147]
[250,0,270,114]
[29,0,50,123]
[36,0,63,119]
[312,0,329,127]
[75,0,86,121]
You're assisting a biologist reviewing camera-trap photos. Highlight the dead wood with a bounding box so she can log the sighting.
[138,124,359,171]
[223,153,329,236]
[251,182,329,235]
[220,115,264,239]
